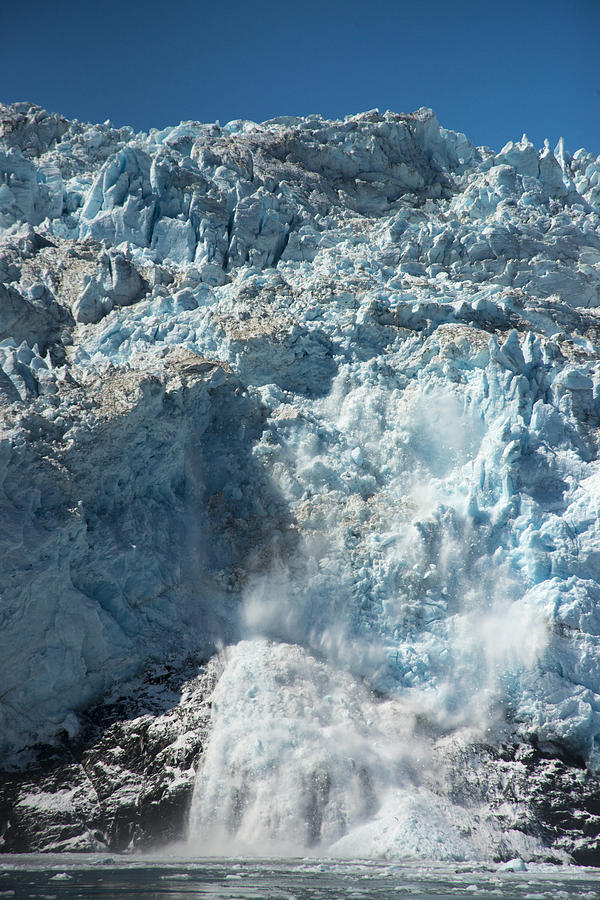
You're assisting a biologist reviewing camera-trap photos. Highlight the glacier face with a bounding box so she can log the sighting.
[2,101,600,858]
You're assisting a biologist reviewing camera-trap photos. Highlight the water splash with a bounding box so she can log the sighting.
[187,369,551,858]
[187,636,545,859]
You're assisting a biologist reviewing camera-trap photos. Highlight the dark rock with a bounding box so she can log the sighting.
[0,656,218,852]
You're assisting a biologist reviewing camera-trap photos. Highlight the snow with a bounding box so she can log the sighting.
[2,100,600,857]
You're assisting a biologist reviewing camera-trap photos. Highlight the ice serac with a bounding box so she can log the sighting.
[2,101,600,861]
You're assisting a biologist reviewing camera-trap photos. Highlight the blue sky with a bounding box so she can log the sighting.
[2,0,599,154]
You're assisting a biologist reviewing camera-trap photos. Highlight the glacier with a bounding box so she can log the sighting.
[2,101,600,860]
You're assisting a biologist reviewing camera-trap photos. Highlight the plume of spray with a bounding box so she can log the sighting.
[187,371,550,858]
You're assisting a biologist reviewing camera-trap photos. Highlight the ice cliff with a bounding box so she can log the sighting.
[2,101,600,860]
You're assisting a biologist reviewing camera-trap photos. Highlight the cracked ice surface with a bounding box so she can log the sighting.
[2,100,600,855]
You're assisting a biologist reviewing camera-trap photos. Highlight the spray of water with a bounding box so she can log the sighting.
[187,371,549,859]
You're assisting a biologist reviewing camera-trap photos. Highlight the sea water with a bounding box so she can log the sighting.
[1,856,599,900]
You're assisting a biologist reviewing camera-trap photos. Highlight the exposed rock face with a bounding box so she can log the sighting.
[0,658,217,852]
[1,101,600,860]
